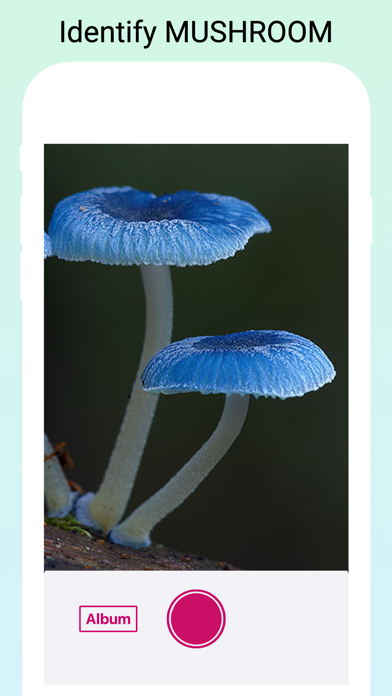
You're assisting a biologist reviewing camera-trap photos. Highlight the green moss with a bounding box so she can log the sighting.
[45,515,93,538]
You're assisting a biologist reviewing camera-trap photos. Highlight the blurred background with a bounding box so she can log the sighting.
[44,144,348,570]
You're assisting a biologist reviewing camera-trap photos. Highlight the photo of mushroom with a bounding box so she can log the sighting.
[44,144,347,572]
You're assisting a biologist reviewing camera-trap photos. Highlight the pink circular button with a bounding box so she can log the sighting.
[167,590,226,648]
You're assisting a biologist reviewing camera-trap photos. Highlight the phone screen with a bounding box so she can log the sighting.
[21,62,371,694]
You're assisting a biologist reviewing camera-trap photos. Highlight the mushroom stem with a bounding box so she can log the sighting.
[44,433,72,517]
[110,393,250,547]
[86,264,173,532]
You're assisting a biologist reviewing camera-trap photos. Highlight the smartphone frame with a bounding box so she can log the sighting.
[21,61,370,694]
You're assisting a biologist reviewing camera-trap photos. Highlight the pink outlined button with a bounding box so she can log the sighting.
[79,605,138,633]
[167,590,226,648]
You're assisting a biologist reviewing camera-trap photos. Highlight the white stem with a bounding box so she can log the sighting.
[44,433,72,517]
[88,264,173,532]
[111,393,250,547]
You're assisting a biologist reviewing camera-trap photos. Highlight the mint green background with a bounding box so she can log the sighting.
[2,1,390,693]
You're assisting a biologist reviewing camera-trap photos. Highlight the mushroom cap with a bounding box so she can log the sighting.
[44,232,53,259]
[48,186,271,267]
[141,330,336,399]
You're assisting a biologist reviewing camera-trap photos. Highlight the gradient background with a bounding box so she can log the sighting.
[44,144,348,570]
[3,1,389,692]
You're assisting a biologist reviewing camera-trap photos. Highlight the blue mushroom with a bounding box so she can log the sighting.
[48,187,271,266]
[47,187,271,533]
[44,232,53,259]
[140,330,335,398]
[110,330,335,548]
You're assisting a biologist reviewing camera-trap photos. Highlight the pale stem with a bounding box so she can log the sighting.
[44,433,72,517]
[89,264,173,532]
[111,393,250,547]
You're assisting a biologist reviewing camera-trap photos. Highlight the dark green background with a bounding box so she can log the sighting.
[44,144,348,570]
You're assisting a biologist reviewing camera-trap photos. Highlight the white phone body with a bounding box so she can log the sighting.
[21,62,370,694]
